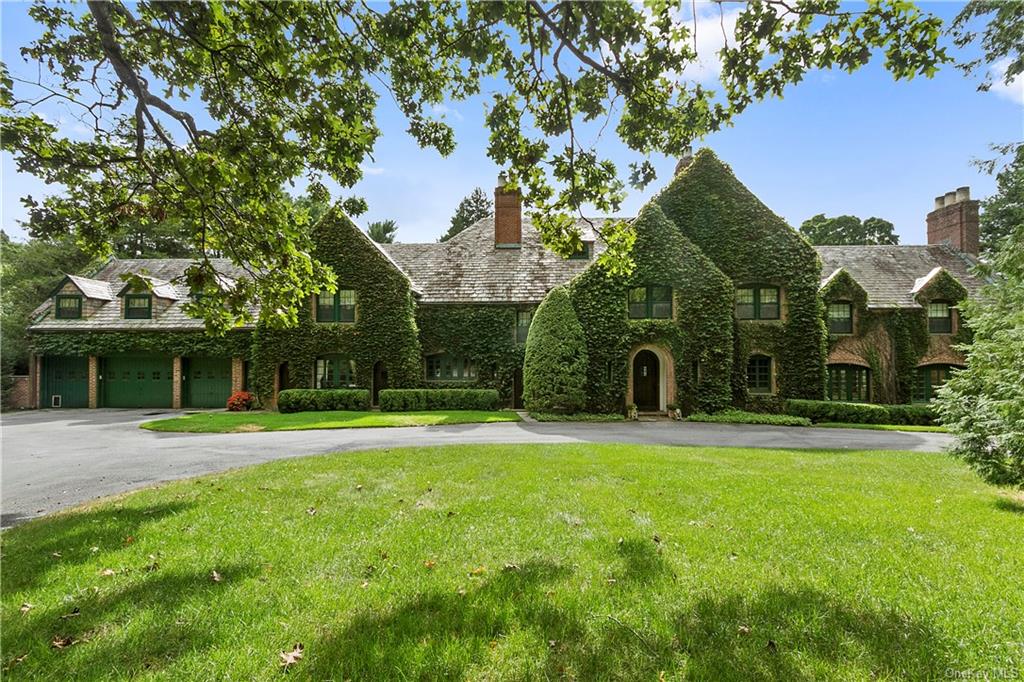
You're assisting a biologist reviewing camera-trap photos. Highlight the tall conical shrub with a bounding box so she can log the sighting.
[523,286,588,413]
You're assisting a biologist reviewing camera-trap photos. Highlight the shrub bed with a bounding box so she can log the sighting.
[784,399,937,426]
[379,388,500,412]
[687,410,811,427]
[277,388,370,413]
[530,412,626,422]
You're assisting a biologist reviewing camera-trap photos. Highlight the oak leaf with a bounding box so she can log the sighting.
[279,643,304,669]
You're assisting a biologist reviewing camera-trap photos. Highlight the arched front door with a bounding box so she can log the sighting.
[632,350,660,411]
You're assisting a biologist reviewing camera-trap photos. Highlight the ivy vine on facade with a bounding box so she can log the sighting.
[23,150,986,413]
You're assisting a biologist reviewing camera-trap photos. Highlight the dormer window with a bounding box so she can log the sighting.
[568,242,592,260]
[628,286,672,319]
[928,301,952,334]
[736,286,780,320]
[124,294,152,319]
[55,295,83,319]
[827,302,853,334]
[316,288,356,323]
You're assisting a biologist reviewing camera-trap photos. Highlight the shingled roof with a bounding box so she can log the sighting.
[815,245,986,308]
[30,258,254,331]
[382,216,617,304]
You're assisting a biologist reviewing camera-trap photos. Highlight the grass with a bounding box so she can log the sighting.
[139,409,520,433]
[529,412,626,422]
[686,410,812,427]
[3,444,1022,680]
[813,422,949,433]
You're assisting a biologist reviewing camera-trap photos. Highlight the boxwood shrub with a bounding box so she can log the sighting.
[379,388,500,412]
[277,388,370,413]
[784,399,937,426]
[687,410,811,427]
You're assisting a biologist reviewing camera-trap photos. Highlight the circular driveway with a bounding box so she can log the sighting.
[1,409,952,528]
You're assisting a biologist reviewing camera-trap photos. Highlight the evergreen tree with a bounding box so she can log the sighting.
[523,286,588,413]
[367,219,398,244]
[440,188,492,242]
[978,145,1024,256]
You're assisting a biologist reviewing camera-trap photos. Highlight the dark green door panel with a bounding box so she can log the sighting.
[41,356,89,408]
[185,357,232,408]
[101,356,173,408]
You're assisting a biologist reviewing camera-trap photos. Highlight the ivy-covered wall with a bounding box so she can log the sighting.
[251,207,422,399]
[567,202,734,413]
[821,267,970,403]
[415,304,524,404]
[655,149,827,403]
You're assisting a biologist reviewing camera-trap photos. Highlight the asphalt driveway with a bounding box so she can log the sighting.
[1,409,952,528]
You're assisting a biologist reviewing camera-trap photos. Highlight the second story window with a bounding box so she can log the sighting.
[516,310,532,344]
[627,285,672,320]
[124,294,152,319]
[827,302,853,334]
[736,285,780,320]
[316,288,356,323]
[928,301,952,334]
[55,295,83,319]
[568,242,592,260]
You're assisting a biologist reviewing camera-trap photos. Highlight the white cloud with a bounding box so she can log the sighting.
[430,103,464,122]
[360,165,386,176]
[676,3,742,84]
[988,58,1024,107]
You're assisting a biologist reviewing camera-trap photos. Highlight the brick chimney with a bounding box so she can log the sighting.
[494,172,522,248]
[926,186,979,256]
[674,144,694,175]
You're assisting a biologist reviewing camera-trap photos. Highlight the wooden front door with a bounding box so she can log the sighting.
[633,350,660,411]
[372,361,388,406]
[512,367,524,409]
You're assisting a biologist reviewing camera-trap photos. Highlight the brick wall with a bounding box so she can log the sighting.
[5,376,32,409]
[494,180,522,246]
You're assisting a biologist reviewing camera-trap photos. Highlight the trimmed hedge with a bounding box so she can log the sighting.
[784,399,937,426]
[523,286,588,413]
[379,388,500,412]
[277,388,370,413]
[687,410,811,427]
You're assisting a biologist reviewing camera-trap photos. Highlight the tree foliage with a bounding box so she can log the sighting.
[367,219,398,244]
[523,286,588,413]
[799,214,899,246]
[441,188,492,242]
[1,0,949,331]
[952,0,1024,95]
[978,145,1024,256]
[937,168,1024,488]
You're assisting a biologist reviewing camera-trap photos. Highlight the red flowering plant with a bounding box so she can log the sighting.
[226,391,256,412]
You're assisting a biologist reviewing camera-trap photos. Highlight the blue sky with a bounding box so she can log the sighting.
[2,1,1021,245]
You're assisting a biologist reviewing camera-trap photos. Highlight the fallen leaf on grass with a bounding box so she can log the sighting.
[19,603,33,615]
[503,563,520,572]
[210,571,222,583]
[51,552,62,559]
[100,568,116,577]
[766,639,778,654]
[4,653,28,671]
[652,534,661,544]
[738,624,751,635]
[728,552,739,561]
[90,546,99,553]
[306,507,317,516]
[51,635,75,649]
[423,560,436,570]
[123,536,134,545]
[360,581,370,589]
[469,566,486,576]
[279,643,304,669]
[59,607,81,620]
[355,484,363,491]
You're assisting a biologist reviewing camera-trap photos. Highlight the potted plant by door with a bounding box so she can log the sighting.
[667,402,682,421]
[626,403,639,421]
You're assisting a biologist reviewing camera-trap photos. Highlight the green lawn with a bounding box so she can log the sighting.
[140,409,520,433]
[3,444,1022,680]
[813,422,949,433]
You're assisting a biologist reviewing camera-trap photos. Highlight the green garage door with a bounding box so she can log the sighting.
[186,357,232,408]
[41,356,89,408]
[102,356,173,408]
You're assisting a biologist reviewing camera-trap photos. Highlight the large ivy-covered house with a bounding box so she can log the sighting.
[25,149,984,411]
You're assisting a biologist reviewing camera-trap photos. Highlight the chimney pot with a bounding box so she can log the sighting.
[943,191,957,207]
[934,196,945,210]
[675,145,694,175]
[956,186,970,202]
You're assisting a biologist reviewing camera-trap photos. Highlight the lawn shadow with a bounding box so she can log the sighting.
[675,586,956,680]
[994,497,1024,515]
[3,562,258,679]
[1,502,191,593]
[614,536,672,586]
[306,559,678,679]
